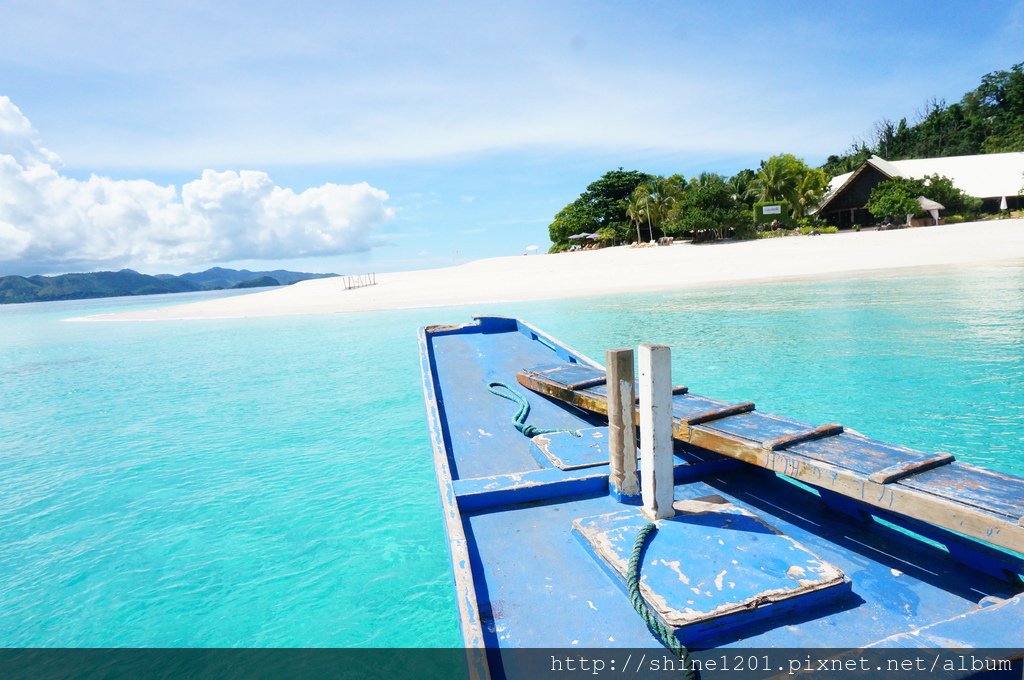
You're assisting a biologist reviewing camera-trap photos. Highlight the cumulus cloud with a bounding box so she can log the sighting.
[0,97,393,274]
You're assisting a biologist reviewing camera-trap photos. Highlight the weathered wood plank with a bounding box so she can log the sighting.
[898,461,1024,521]
[531,428,617,470]
[452,466,609,511]
[867,451,955,484]
[763,423,845,451]
[684,401,756,426]
[606,349,639,499]
[866,593,1024,649]
[567,376,607,390]
[573,499,850,641]
[516,364,1024,554]
[639,344,675,520]
[792,435,946,478]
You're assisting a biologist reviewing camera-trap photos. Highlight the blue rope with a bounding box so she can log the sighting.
[627,523,696,679]
[486,381,580,438]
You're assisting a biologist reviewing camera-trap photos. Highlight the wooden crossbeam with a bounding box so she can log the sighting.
[567,376,607,390]
[634,385,689,403]
[868,452,956,484]
[762,424,844,451]
[515,366,1024,554]
[684,402,756,426]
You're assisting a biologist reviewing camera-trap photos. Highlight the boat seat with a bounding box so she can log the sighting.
[573,496,852,645]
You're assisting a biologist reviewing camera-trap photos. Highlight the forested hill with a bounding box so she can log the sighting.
[157,267,336,289]
[823,62,1024,175]
[0,267,337,304]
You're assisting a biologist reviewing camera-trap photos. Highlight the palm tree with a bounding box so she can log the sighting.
[629,178,676,242]
[751,155,824,220]
[793,169,829,218]
[727,169,756,210]
[751,158,798,204]
[625,195,645,243]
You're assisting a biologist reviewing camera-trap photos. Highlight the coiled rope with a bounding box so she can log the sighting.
[486,381,580,438]
[627,523,696,679]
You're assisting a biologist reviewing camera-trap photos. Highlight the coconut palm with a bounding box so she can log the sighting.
[793,168,830,218]
[727,169,757,210]
[751,156,799,204]
[629,178,676,242]
[624,195,645,243]
[750,154,828,220]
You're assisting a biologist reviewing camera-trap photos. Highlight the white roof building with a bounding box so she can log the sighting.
[818,152,1024,227]
[824,152,1024,201]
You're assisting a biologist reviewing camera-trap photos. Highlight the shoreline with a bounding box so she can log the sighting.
[84,219,1024,321]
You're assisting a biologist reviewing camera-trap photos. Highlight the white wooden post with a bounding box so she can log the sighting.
[607,348,639,501]
[638,344,675,520]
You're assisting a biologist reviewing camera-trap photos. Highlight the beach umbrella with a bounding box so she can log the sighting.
[1000,196,1008,211]
[586,233,601,239]
[568,233,588,239]
[917,196,944,226]
[525,245,539,252]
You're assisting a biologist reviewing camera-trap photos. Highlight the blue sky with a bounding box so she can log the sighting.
[0,0,1021,275]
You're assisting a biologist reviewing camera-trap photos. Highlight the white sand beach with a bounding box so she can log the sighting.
[91,220,1024,321]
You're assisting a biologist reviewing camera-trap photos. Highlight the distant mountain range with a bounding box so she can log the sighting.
[0,267,338,304]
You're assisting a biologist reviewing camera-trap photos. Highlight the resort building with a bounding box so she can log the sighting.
[818,152,1024,228]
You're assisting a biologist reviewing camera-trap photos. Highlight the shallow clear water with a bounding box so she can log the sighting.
[0,263,1022,647]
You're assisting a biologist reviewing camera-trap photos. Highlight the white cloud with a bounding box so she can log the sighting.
[0,97,393,274]
[2,4,1020,172]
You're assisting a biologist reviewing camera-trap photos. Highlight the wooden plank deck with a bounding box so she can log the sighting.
[517,364,1024,555]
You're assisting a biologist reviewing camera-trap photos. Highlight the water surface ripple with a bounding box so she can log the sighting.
[0,264,1022,646]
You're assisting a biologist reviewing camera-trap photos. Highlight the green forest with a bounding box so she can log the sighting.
[549,63,1024,251]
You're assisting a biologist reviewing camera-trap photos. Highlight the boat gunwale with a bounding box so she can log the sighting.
[419,317,602,659]
[418,316,606,657]
[417,321,488,664]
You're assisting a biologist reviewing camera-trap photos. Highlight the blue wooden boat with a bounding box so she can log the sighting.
[419,316,1023,678]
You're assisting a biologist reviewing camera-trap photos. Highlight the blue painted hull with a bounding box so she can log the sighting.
[419,316,1023,677]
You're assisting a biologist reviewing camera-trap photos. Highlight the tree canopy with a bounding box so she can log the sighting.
[665,173,747,242]
[625,176,681,243]
[866,178,922,222]
[750,154,828,220]
[866,174,980,223]
[545,62,1020,249]
[824,62,1024,175]
[548,169,651,250]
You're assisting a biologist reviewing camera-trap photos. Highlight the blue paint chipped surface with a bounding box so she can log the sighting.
[573,499,848,628]
[422,316,1024,657]
[461,474,1021,649]
[532,428,629,470]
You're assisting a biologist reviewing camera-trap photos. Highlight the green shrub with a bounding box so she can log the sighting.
[758,229,793,239]
[852,224,861,232]
[867,177,921,220]
[943,214,967,224]
[754,201,791,224]
[796,225,837,235]
[732,222,759,240]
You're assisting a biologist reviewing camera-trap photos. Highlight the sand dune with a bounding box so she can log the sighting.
[90,220,1024,321]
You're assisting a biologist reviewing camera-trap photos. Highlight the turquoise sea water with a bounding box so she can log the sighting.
[1,263,1022,647]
